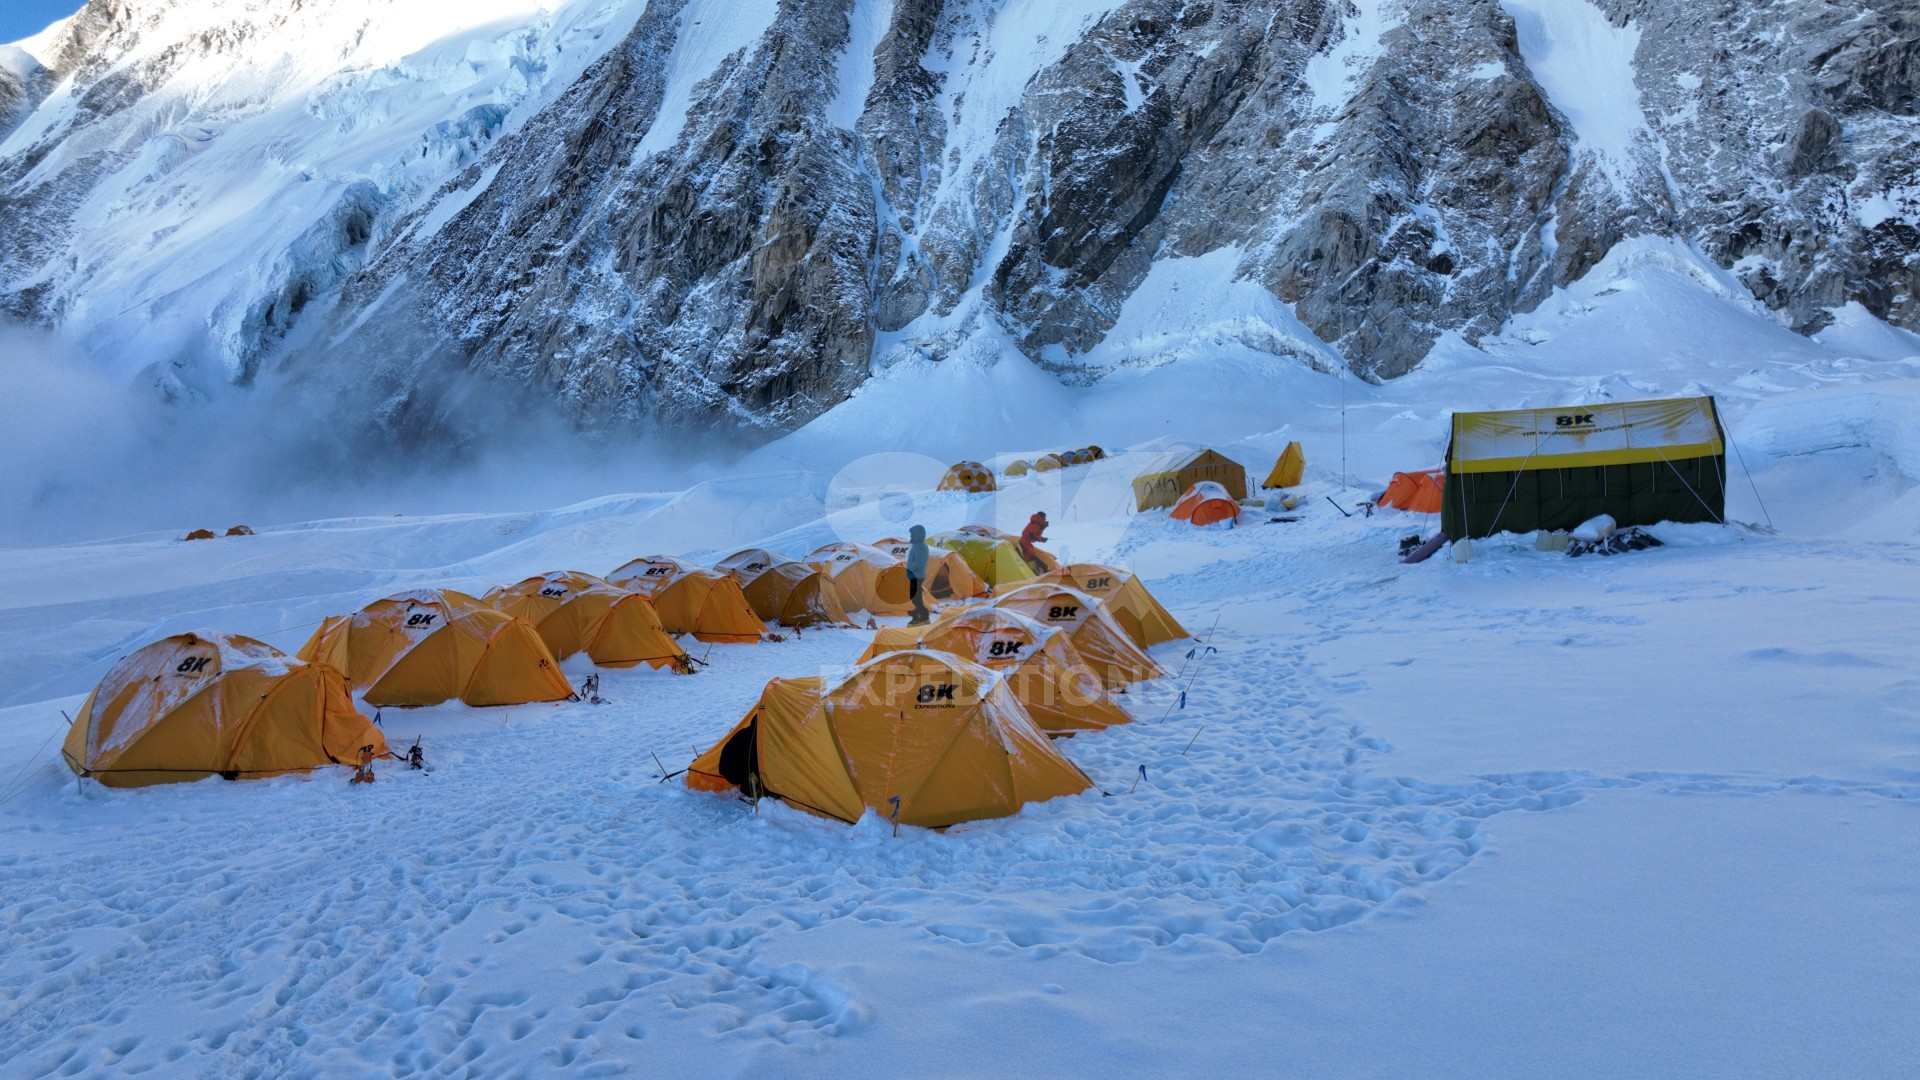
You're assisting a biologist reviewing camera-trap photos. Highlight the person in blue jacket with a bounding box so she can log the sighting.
[906,524,931,625]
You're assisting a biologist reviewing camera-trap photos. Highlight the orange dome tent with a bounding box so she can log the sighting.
[858,607,1131,735]
[484,571,688,670]
[1036,563,1189,648]
[607,555,764,643]
[62,631,386,788]
[715,549,851,628]
[1171,481,1242,526]
[1379,469,1445,513]
[686,651,1089,827]
[991,583,1164,687]
[297,589,573,707]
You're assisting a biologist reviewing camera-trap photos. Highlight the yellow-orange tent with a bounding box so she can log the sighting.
[1005,459,1032,477]
[805,542,913,615]
[858,607,1131,735]
[937,461,997,492]
[1036,563,1188,648]
[484,571,688,670]
[1033,453,1065,473]
[715,549,851,628]
[62,630,385,787]
[871,538,989,600]
[991,583,1163,687]
[297,589,573,707]
[1263,441,1305,488]
[607,555,764,643]
[1132,448,1249,510]
[686,651,1089,827]
[932,532,1057,587]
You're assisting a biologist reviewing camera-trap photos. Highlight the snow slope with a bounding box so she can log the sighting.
[0,244,1917,1075]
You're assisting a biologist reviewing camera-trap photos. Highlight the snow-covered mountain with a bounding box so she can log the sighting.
[1,0,1915,441]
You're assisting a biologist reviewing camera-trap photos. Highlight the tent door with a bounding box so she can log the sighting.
[716,716,761,790]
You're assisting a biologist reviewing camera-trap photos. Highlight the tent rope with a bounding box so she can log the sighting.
[0,719,67,808]
[1482,433,1558,538]
[1650,447,1726,525]
[1724,434,1775,530]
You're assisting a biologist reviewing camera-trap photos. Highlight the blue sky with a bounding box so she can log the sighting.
[2,1,81,47]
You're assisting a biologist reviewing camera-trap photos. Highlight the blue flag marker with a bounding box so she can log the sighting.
[1178,690,1187,710]
[372,710,383,728]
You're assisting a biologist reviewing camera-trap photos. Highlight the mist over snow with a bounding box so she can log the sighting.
[0,317,734,547]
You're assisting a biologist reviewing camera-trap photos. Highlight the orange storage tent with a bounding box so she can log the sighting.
[857,607,1132,735]
[484,571,688,670]
[685,651,1089,827]
[606,555,764,643]
[1379,469,1445,513]
[63,630,386,787]
[297,589,573,707]
[1171,481,1242,526]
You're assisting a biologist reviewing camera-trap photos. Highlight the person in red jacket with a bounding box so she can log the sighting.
[1018,512,1050,574]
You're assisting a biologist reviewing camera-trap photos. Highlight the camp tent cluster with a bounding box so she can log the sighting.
[62,550,789,787]
[686,561,1185,827]
[69,520,1182,828]
[1004,446,1104,477]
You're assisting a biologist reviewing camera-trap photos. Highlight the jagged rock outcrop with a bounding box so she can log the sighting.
[1,0,1915,441]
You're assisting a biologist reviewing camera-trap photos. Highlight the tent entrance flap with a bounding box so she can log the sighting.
[717,717,760,790]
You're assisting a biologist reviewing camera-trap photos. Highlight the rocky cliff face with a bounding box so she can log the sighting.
[1,0,1915,442]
